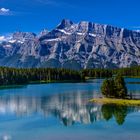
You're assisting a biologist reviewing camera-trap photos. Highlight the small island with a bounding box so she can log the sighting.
[91,74,140,106]
[91,98,140,106]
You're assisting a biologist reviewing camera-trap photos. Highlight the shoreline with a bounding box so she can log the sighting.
[90,98,140,106]
[0,80,85,90]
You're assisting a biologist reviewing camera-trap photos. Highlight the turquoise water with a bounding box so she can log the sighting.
[0,78,140,140]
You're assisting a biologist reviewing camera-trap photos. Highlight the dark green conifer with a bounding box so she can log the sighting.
[101,75,127,99]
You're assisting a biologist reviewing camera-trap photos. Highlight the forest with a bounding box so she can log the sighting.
[0,66,139,86]
[82,66,140,78]
[0,67,84,86]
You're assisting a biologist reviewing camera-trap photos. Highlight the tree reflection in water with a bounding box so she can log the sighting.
[0,92,139,126]
[101,104,127,125]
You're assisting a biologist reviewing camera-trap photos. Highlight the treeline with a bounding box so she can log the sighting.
[82,66,140,78]
[114,66,140,77]
[0,66,139,86]
[82,69,113,78]
[0,67,84,86]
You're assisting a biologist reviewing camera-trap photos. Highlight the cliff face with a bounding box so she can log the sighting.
[0,19,140,69]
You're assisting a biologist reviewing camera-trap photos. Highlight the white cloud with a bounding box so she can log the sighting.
[0,8,10,12]
[0,36,5,42]
[0,7,11,15]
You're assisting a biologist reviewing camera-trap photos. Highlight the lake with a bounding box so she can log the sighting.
[0,78,140,140]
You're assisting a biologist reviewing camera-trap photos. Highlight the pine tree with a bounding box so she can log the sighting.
[101,75,127,99]
[114,75,127,99]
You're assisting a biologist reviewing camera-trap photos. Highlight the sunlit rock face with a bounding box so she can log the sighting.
[0,19,140,69]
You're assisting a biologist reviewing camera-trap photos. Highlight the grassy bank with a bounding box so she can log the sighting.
[90,98,140,106]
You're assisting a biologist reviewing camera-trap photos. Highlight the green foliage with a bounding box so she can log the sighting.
[0,67,84,86]
[82,68,113,78]
[82,66,140,78]
[0,65,139,86]
[101,78,116,98]
[114,75,127,99]
[113,66,140,77]
[101,75,127,99]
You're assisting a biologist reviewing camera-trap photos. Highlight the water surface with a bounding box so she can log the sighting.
[0,78,140,140]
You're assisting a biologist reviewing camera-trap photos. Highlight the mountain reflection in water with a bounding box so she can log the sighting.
[0,91,139,126]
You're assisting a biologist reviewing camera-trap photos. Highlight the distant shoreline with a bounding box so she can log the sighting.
[0,76,140,90]
[0,80,85,90]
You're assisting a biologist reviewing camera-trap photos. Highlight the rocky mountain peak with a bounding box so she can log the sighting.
[12,32,36,40]
[0,19,140,69]
[57,19,74,29]
[77,21,90,33]
[39,29,49,37]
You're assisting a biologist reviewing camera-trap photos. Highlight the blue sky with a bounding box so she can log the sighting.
[0,0,140,34]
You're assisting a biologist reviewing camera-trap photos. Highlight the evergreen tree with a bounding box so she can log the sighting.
[114,75,127,99]
[101,75,127,99]
[0,67,85,86]
[101,78,116,98]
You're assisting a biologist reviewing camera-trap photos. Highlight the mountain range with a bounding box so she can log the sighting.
[0,19,140,70]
